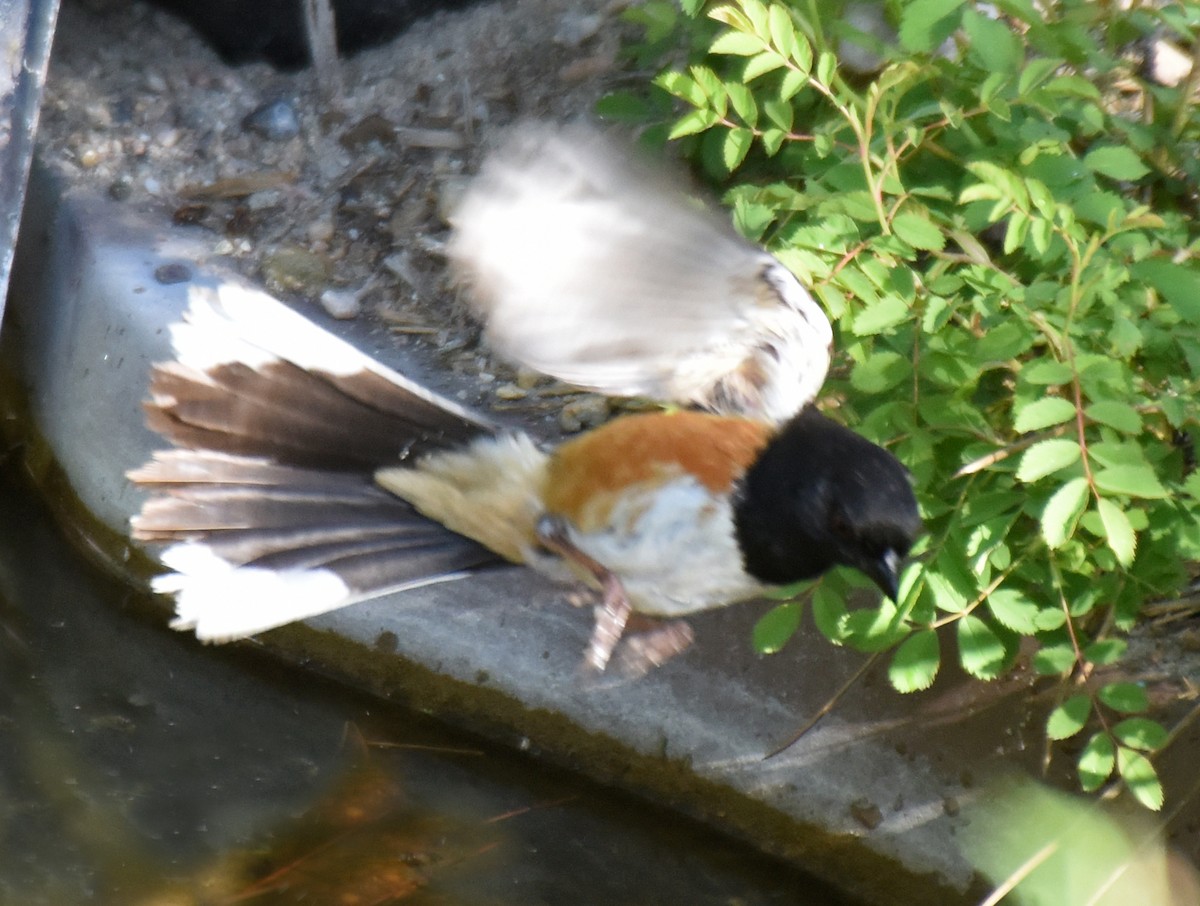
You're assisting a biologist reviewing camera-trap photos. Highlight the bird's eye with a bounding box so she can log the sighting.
[829,506,854,540]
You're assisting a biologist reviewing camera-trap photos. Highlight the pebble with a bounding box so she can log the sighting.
[319,287,361,320]
[261,245,330,295]
[494,383,527,400]
[559,394,610,433]
[243,99,301,141]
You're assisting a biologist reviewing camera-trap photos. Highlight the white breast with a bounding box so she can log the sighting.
[530,476,768,617]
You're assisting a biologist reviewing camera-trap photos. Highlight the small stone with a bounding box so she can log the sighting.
[850,798,884,830]
[243,99,301,141]
[559,394,610,433]
[319,287,361,320]
[154,263,192,285]
[515,366,542,390]
[261,245,330,296]
[494,383,527,400]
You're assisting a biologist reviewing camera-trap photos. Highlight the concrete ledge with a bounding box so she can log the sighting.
[2,159,1033,905]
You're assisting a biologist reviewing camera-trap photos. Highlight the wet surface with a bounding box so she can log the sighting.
[0,456,859,905]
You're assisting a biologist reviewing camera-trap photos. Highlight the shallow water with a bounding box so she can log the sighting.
[0,459,857,906]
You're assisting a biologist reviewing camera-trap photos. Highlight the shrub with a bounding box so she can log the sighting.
[604,0,1200,809]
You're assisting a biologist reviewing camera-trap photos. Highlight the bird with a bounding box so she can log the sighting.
[128,123,921,675]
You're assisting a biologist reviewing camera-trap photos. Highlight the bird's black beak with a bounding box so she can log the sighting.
[866,548,902,602]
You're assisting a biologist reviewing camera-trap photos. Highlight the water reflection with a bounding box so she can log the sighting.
[0,460,851,905]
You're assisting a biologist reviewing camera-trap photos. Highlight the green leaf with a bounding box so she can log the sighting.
[1093,464,1169,500]
[744,49,787,81]
[1083,638,1127,665]
[897,0,966,53]
[752,601,802,654]
[1046,693,1091,740]
[1021,360,1074,385]
[710,30,764,56]
[986,588,1040,634]
[889,630,941,692]
[1117,746,1163,810]
[723,127,754,172]
[1130,259,1200,323]
[963,7,1022,73]
[1083,145,1151,181]
[1078,732,1116,791]
[1013,397,1076,433]
[726,82,758,125]
[811,584,848,644]
[851,296,910,336]
[763,98,793,132]
[1098,681,1149,714]
[891,212,945,251]
[850,352,910,394]
[1113,717,1168,752]
[1033,643,1076,675]
[956,615,1008,679]
[1016,439,1080,482]
[1041,477,1089,548]
[656,71,705,106]
[1097,498,1137,566]
[815,50,837,85]
[1085,401,1143,434]
[668,108,719,139]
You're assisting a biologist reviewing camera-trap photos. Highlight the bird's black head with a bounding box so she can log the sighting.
[732,407,922,600]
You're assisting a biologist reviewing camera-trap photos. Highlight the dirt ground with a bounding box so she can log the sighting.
[40,0,642,437]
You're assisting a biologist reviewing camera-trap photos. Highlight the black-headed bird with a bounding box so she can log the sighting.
[129,123,921,675]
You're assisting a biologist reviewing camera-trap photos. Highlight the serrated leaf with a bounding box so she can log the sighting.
[1041,477,1089,548]
[1083,638,1127,665]
[1129,259,1200,324]
[1098,681,1149,714]
[956,614,1008,679]
[710,29,764,56]
[1017,56,1063,96]
[1013,397,1076,433]
[1084,145,1151,181]
[656,71,705,106]
[780,68,807,100]
[891,212,945,251]
[763,98,793,132]
[744,49,786,81]
[1033,643,1076,675]
[1085,400,1143,434]
[726,83,758,125]
[815,50,837,85]
[963,7,1022,72]
[1078,732,1116,791]
[1097,498,1137,566]
[1117,746,1163,810]
[889,630,941,692]
[842,599,908,652]
[1093,465,1169,500]
[850,352,910,394]
[1016,439,1080,482]
[850,295,910,336]
[1046,693,1091,740]
[1113,717,1168,752]
[752,601,802,654]
[986,588,1040,633]
[811,584,848,644]
[668,108,719,139]
[1021,360,1074,385]
[722,127,753,172]
[898,0,966,53]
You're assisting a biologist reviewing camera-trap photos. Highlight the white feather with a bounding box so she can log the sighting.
[157,541,470,643]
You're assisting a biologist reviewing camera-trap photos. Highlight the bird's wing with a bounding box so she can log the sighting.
[448,122,833,425]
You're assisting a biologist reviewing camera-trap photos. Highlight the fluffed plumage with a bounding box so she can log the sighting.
[129,123,921,673]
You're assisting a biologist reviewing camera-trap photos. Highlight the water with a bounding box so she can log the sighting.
[0,459,855,905]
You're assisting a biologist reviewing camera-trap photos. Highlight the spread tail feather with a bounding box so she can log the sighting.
[128,284,504,640]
